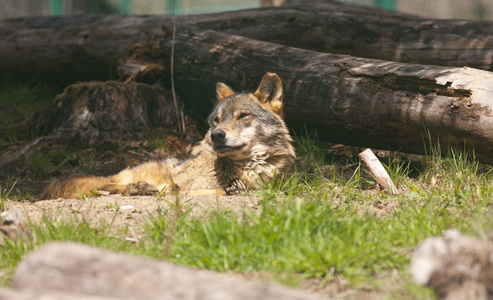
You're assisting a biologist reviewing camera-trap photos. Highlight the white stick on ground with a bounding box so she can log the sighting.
[358,148,399,195]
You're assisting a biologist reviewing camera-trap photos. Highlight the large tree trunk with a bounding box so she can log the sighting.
[11,242,326,300]
[2,1,493,85]
[121,27,493,164]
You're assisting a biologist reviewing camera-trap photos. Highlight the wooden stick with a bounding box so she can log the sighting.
[358,148,399,195]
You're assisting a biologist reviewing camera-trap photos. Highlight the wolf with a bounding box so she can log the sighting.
[39,72,295,199]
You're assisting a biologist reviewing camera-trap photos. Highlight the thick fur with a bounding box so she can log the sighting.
[40,73,295,199]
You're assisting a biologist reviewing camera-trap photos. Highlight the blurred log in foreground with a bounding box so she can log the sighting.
[11,242,327,300]
[411,230,493,300]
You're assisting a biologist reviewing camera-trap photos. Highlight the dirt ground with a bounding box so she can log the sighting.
[5,193,261,238]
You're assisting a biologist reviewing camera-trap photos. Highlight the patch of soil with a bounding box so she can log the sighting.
[6,193,261,238]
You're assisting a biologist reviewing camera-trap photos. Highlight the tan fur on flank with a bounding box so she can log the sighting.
[40,73,295,199]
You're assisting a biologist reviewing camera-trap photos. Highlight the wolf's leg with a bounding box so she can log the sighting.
[125,181,159,196]
[112,161,171,190]
[154,183,226,197]
[155,181,179,195]
[39,176,128,200]
[187,189,227,196]
[154,183,225,196]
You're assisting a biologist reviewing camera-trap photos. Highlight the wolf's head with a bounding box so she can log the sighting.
[206,73,295,162]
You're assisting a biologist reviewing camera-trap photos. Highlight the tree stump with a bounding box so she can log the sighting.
[0,81,180,168]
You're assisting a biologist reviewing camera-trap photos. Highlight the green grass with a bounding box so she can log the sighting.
[0,182,16,212]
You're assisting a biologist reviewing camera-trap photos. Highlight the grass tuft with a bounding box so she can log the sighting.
[0,181,17,212]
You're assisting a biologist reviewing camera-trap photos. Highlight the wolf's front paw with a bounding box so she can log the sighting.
[125,181,159,196]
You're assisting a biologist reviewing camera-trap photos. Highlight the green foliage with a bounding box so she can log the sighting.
[22,148,71,180]
[134,140,492,297]
[0,179,35,204]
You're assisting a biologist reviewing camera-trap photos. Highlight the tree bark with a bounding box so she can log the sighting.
[12,242,326,300]
[122,27,493,164]
[2,1,493,85]
[201,0,493,72]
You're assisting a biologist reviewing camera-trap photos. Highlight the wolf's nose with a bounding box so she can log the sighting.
[211,129,226,142]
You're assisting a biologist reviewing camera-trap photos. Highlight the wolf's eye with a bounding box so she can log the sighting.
[214,116,220,124]
[238,112,250,119]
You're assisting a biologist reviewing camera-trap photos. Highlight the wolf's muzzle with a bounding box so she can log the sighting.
[211,129,226,143]
[211,129,245,154]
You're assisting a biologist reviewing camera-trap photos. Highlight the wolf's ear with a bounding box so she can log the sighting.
[254,72,283,116]
[216,82,235,101]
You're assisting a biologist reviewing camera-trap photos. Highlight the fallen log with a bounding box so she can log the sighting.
[2,1,493,84]
[121,27,493,164]
[12,242,327,300]
[202,0,493,72]
[0,14,169,85]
